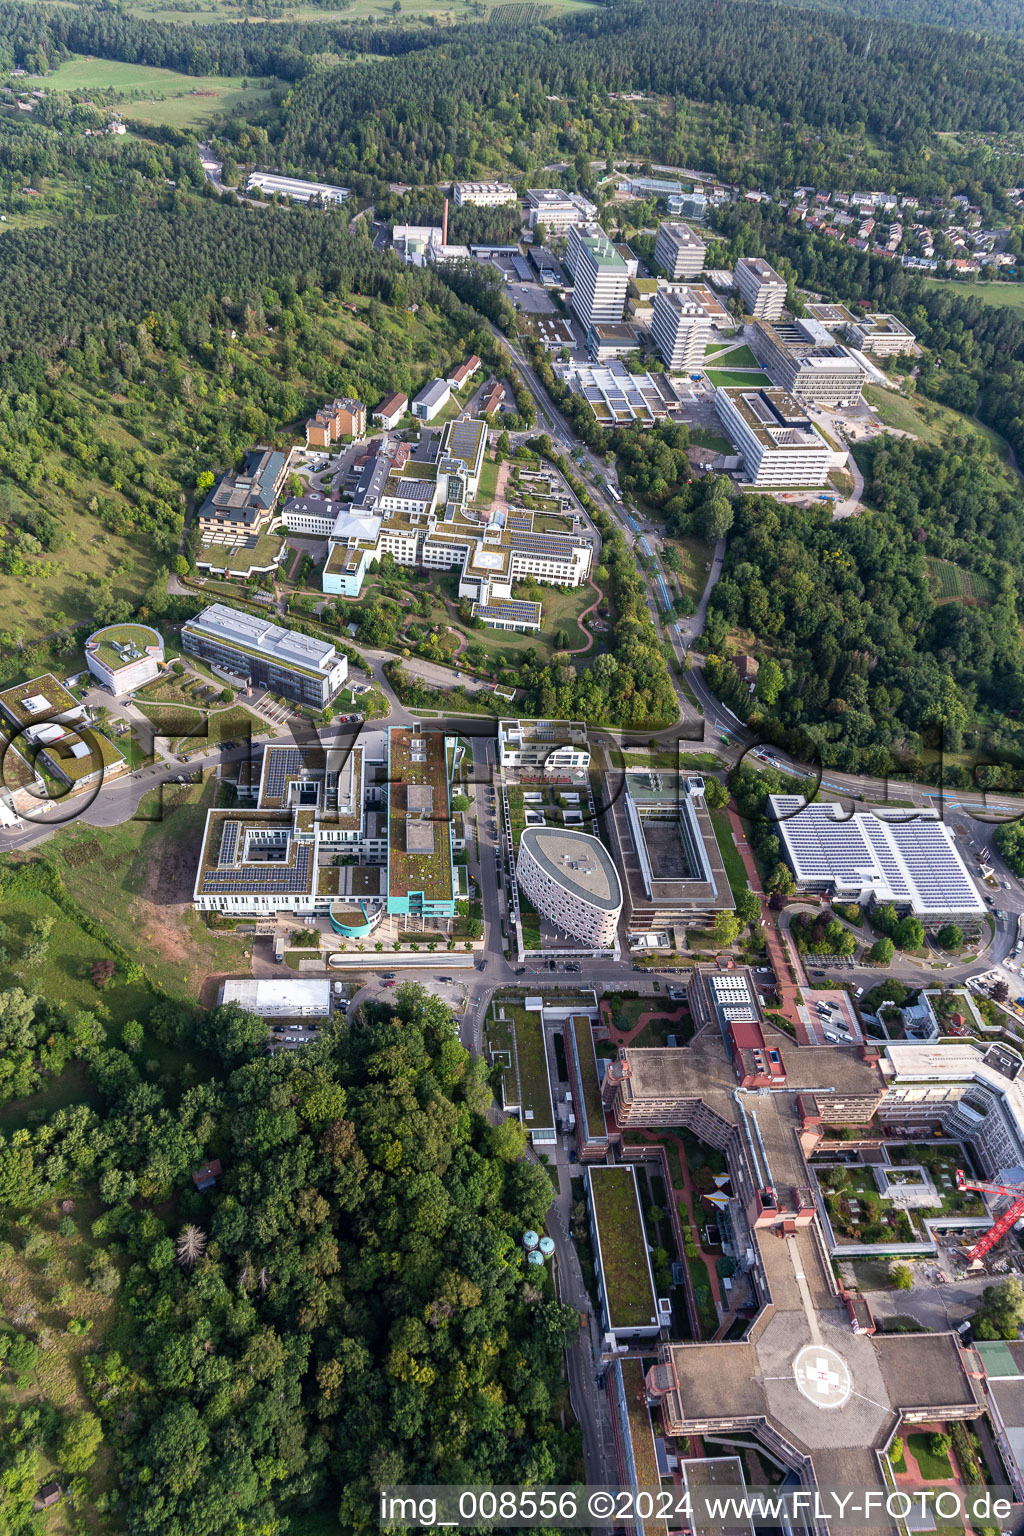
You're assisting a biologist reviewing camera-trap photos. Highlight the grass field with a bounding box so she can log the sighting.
[708,808,750,902]
[28,776,250,1001]
[923,276,1024,317]
[926,557,994,605]
[862,384,1020,477]
[705,368,772,389]
[702,343,760,368]
[907,1433,955,1482]
[20,56,282,127]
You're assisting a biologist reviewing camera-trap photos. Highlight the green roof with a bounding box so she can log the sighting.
[87,623,163,675]
[569,1014,607,1144]
[589,1165,658,1329]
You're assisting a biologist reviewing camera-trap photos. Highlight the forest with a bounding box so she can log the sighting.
[0,882,578,1535]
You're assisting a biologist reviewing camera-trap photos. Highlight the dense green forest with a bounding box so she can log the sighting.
[776,0,1024,40]
[0,890,577,1533]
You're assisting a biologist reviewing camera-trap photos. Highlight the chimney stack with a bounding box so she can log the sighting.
[442,197,449,248]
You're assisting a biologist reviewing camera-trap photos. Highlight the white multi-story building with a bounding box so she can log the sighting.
[715,387,834,487]
[182,604,348,709]
[650,285,714,371]
[733,256,787,320]
[844,313,916,357]
[85,623,164,694]
[653,220,706,280]
[516,826,622,948]
[498,719,590,775]
[750,318,865,407]
[566,227,629,328]
[881,1042,1024,1181]
[453,181,518,207]
[525,188,596,232]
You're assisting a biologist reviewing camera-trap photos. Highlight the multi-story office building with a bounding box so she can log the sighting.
[557,360,681,427]
[733,256,787,320]
[653,220,706,279]
[715,387,834,486]
[609,771,733,942]
[565,227,629,328]
[586,323,642,363]
[194,727,458,927]
[585,1166,663,1345]
[650,285,714,371]
[411,378,452,421]
[516,826,622,948]
[452,181,518,207]
[845,312,916,356]
[498,718,590,775]
[750,318,865,406]
[525,187,596,232]
[181,604,348,709]
[0,673,127,792]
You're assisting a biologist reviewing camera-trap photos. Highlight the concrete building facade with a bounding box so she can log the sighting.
[516,826,622,948]
[650,285,714,371]
[653,220,706,279]
[733,256,787,320]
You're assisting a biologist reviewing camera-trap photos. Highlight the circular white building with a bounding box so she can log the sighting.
[516,826,622,948]
[85,623,164,694]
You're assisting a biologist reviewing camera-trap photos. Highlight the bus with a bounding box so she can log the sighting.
[606,481,622,503]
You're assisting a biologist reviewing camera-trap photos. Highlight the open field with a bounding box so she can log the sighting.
[926,557,994,606]
[922,276,1024,317]
[863,384,1020,477]
[19,56,283,126]
[702,343,760,368]
[24,777,250,1001]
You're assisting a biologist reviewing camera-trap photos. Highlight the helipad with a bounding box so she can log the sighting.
[793,1343,852,1408]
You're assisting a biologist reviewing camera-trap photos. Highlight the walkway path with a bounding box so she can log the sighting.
[600,998,687,1048]
[724,804,804,1032]
[564,578,605,657]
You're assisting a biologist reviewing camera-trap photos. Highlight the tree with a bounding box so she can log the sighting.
[702,777,729,809]
[734,888,761,925]
[755,657,784,706]
[936,923,964,950]
[889,1437,904,1466]
[219,688,233,704]
[712,910,741,946]
[973,1277,1024,1340]
[889,1261,913,1290]
[175,1225,206,1268]
[869,936,895,965]
[895,915,925,951]
[58,1410,103,1474]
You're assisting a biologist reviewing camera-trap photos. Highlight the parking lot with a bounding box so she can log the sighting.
[799,987,861,1046]
[509,282,557,314]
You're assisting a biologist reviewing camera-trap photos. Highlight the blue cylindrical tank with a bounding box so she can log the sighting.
[527,1250,545,1266]
[523,1230,540,1249]
[538,1236,555,1257]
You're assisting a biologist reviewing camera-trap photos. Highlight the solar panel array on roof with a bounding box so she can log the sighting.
[218,820,240,867]
[770,795,984,915]
[201,844,313,895]
[477,600,541,623]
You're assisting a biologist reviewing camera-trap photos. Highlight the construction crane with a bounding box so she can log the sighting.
[955,1169,1024,1262]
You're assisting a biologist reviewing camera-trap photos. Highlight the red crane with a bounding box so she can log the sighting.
[955,1169,1024,1262]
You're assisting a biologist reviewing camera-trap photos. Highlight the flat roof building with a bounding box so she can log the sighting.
[716,386,834,486]
[246,172,348,205]
[770,795,986,917]
[609,771,733,941]
[733,256,787,320]
[650,284,714,371]
[498,718,590,776]
[85,623,163,694]
[525,187,596,231]
[387,726,457,919]
[566,227,629,329]
[453,180,517,207]
[557,359,682,427]
[565,1013,611,1160]
[653,220,706,280]
[181,603,348,709]
[750,317,864,406]
[586,1165,661,1344]
[219,978,332,1016]
[586,322,641,363]
[516,825,622,949]
[845,312,916,356]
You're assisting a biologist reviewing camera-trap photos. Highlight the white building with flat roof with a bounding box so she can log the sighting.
[715,387,834,486]
[526,187,597,232]
[181,603,348,709]
[770,795,986,918]
[246,172,349,205]
[845,313,916,357]
[654,220,706,280]
[516,826,622,948]
[734,256,787,320]
[566,226,629,328]
[498,719,589,774]
[453,181,518,207]
[219,978,332,1016]
[650,285,714,371]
